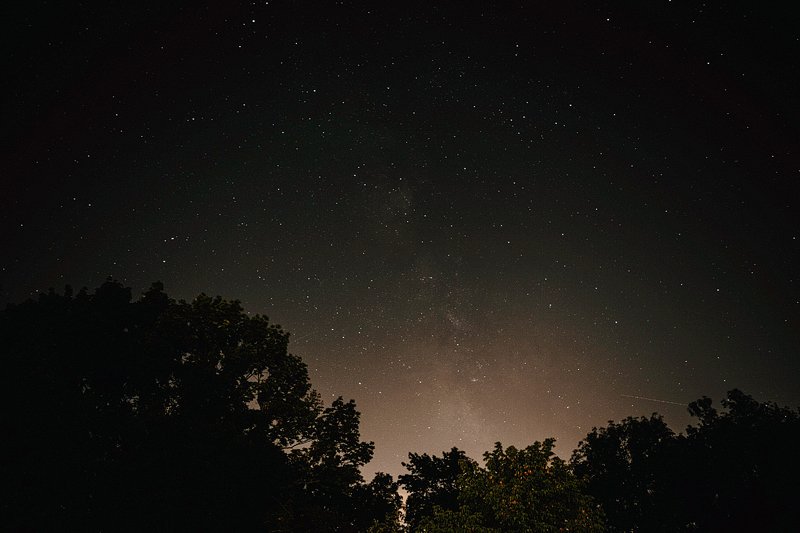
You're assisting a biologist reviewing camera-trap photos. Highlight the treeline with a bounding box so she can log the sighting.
[395,387,799,532]
[1,282,797,532]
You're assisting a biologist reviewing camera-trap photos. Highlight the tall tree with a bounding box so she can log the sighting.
[680,389,800,531]
[454,440,606,532]
[399,447,475,530]
[572,390,800,532]
[0,281,400,531]
[571,414,676,532]
[406,441,605,532]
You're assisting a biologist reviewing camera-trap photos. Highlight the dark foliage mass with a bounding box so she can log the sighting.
[0,281,399,531]
[399,447,475,531]
[572,390,800,532]
[2,282,798,531]
[400,392,799,532]
[400,441,605,532]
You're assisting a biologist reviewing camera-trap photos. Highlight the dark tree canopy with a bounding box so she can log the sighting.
[4,281,798,532]
[572,390,800,532]
[680,389,800,532]
[399,447,475,530]
[403,390,799,533]
[431,440,605,532]
[401,441,604,532]
[1,281,400,531]
[571,414,676,531]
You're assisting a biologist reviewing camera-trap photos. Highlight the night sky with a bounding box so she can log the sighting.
[4,2,799,480]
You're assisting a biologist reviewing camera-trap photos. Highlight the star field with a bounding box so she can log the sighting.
[3,1,799,479]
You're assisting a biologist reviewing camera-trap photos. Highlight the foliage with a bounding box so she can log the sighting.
[0,281,401,531]
[357,472,405,532]
[402,441,604,532]
[5,281,798,532]
[417,505,498,532]
[456,439,606,532]
[571,414,675,531]
[571,390,800,532]
[399,447,475,530]
[680,389,800,531]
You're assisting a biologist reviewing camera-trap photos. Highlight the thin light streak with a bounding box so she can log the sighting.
[620,394,685,406]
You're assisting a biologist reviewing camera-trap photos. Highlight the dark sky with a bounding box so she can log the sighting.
[3,1,799,479]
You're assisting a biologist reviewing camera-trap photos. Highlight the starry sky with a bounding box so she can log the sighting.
[3,1,799,479]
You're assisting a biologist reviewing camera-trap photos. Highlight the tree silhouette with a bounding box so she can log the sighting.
[402,441,605,532]
[355,472,404,532]
[572,390,800,532]
[1,281,400,531]
[454,440,606,532]
[282,397,393,532]
[7,281,797,531]
[680,389,800,531]
[571,414,676,532]
[399,447,475,530]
